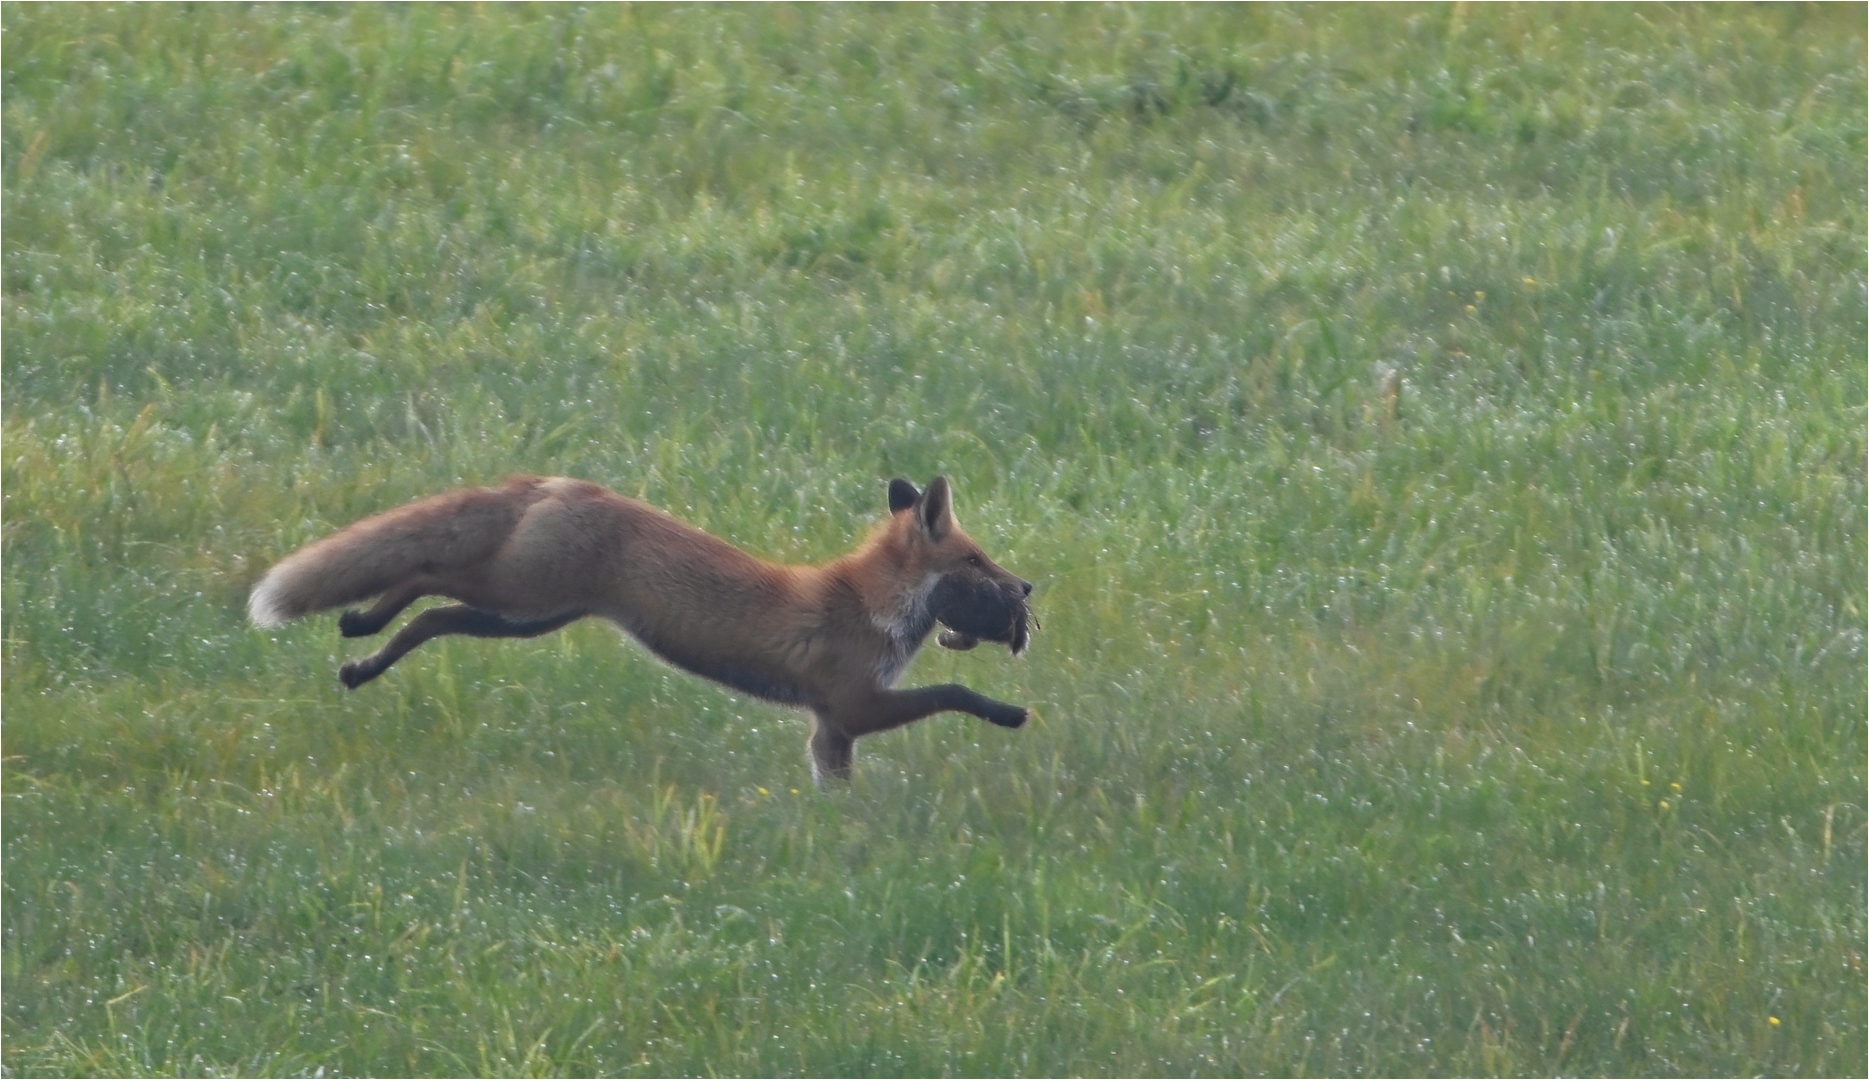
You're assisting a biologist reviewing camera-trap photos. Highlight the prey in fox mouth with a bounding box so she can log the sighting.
[930,573,1037,655]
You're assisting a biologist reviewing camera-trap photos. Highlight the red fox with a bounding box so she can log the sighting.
[249,475,1034,782]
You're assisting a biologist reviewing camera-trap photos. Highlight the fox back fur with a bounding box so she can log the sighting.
[250,475,1034,782]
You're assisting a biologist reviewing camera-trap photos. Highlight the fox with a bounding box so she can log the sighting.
[248,474,1035,783]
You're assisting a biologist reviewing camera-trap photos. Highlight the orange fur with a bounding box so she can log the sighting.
[250,475,1034,782]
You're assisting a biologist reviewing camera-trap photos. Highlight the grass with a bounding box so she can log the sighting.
[3,3,1864,1075]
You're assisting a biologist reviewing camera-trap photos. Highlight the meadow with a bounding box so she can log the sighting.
[3,4,1864,1075]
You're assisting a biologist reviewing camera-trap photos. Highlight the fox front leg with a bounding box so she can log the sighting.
[808,715,855,786]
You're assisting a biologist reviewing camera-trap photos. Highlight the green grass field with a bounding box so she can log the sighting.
[3,4,1863,1075]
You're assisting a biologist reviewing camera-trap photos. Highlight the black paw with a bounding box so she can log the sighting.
[337,660,375,689]
[338,610,375,637]
[986,704,1028,729]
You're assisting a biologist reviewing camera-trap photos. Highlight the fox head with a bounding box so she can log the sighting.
[887,476,1035,655]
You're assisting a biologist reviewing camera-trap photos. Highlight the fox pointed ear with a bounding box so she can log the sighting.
[887,478,920,514]
[918,475,955,540]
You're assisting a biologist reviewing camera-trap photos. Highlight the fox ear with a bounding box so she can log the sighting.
[887,478,920,514]
[918,475,954,540]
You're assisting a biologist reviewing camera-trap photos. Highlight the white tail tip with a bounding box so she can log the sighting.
[247,571,291,628]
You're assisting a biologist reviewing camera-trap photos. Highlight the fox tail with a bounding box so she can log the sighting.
[248,482,533,627]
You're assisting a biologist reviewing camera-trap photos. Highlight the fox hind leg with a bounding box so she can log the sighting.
[338,605,583,689]
[338,581,428,638]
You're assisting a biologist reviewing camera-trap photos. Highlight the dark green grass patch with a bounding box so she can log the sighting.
[5,4,1864,1075]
